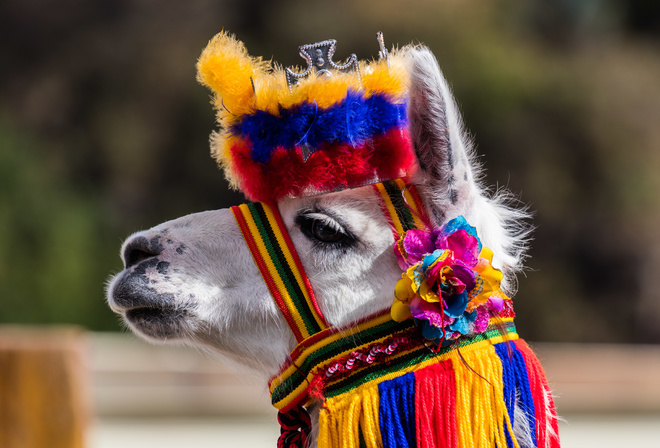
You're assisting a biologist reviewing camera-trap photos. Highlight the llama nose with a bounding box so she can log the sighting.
[122,235,163,269]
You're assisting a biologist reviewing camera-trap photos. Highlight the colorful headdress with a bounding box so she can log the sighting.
[197,32,415,202]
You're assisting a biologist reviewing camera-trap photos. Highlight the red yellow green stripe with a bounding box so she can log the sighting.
[266,200,327,324]
[269,314,516,411]
[232,202,328,342]
[373,179,428,239]
[394,178,429,229]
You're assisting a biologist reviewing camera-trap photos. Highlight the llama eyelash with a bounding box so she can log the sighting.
[295,209,357,251]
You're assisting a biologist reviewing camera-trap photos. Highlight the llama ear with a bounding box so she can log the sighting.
[407,47,479,225]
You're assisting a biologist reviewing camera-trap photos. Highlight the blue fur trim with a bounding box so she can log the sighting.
[230,91,408,163]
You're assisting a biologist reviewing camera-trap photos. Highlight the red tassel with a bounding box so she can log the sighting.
[414,360,458,448]
[515,340,560,448]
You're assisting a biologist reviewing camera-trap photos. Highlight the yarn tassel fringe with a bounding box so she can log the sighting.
[316,340,558,448]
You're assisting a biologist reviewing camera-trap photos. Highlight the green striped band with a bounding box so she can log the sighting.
[248,203,324,336]
[325,321,517,398]
[382,180,417,231]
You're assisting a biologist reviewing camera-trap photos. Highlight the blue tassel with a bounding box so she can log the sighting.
[378,372,416,448]
[495,342,538,448]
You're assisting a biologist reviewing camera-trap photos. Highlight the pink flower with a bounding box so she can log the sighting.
[390,216,511,345]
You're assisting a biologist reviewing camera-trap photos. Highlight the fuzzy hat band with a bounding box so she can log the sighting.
[197,32,416,202]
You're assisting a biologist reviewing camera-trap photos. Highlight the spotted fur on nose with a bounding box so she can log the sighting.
[123,235,164,268]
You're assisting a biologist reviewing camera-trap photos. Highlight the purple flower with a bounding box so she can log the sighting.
[410,296,444,326]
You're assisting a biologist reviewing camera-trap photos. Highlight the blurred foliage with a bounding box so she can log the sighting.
[1,0,659,341]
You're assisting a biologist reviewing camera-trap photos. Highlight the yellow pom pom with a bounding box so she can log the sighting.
[391,297,413,322]
[196,31,268,116]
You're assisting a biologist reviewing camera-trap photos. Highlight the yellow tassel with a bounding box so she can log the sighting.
[315,332,523,448]
[360,386,382,448]
[318,384,382,448]
[453,345,520,448]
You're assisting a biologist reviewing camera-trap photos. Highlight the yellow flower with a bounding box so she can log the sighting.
[392,273,414,321]
[391,297,413,322]
[479,247,494,263]
[469,248,505,305]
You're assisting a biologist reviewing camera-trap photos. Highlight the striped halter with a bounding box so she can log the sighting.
[231,179,559,448]
[230,178,426,345]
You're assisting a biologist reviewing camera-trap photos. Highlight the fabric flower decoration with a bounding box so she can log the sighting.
[391,216,511,345]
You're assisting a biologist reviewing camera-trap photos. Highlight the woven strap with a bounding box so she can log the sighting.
[232,202,328,342]
[372,178,429,238]
[230,179,423,343]
[269,315,517,412]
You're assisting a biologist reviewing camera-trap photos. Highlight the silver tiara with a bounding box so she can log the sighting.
[285,32,390,90]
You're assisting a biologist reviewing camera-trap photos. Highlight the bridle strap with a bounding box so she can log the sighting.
[230,179,427,345]
[372,178,429,238]
[269,314,517,412]
[232,202,328,342]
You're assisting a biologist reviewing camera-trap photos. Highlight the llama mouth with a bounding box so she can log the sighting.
[109,269,177,311]
[124,306,191,339]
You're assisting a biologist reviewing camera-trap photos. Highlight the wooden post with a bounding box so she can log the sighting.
[0,327,89,448]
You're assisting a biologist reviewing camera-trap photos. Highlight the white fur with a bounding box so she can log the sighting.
[514,400,536,448]
[107,46,538,445]
[406,47,531,293]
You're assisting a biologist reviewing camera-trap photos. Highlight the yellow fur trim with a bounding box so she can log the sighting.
[197,32,410,120]
[196,31,268,116]
[209,130,242,189]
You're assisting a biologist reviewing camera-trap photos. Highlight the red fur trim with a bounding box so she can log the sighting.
[230,129,415,202]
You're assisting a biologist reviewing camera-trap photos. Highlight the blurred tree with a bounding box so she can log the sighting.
[1,0,659,342]
[623,0,660,37]
[0,119,118,329]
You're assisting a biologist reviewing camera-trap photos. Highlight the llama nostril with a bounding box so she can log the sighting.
[123,236,163,269]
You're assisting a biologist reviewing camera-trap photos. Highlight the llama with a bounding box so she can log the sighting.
[107,32,560,448]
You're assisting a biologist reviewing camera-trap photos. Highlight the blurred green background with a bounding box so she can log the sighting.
[1,0,659,343]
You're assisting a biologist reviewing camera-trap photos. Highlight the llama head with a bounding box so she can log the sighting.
[106,34,528,377]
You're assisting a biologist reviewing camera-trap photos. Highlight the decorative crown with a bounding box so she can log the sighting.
[196,31,415,202]
[285,39,359,88]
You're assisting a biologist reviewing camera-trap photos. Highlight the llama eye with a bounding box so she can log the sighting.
[295,212,355,248]
[311,220,344,243]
